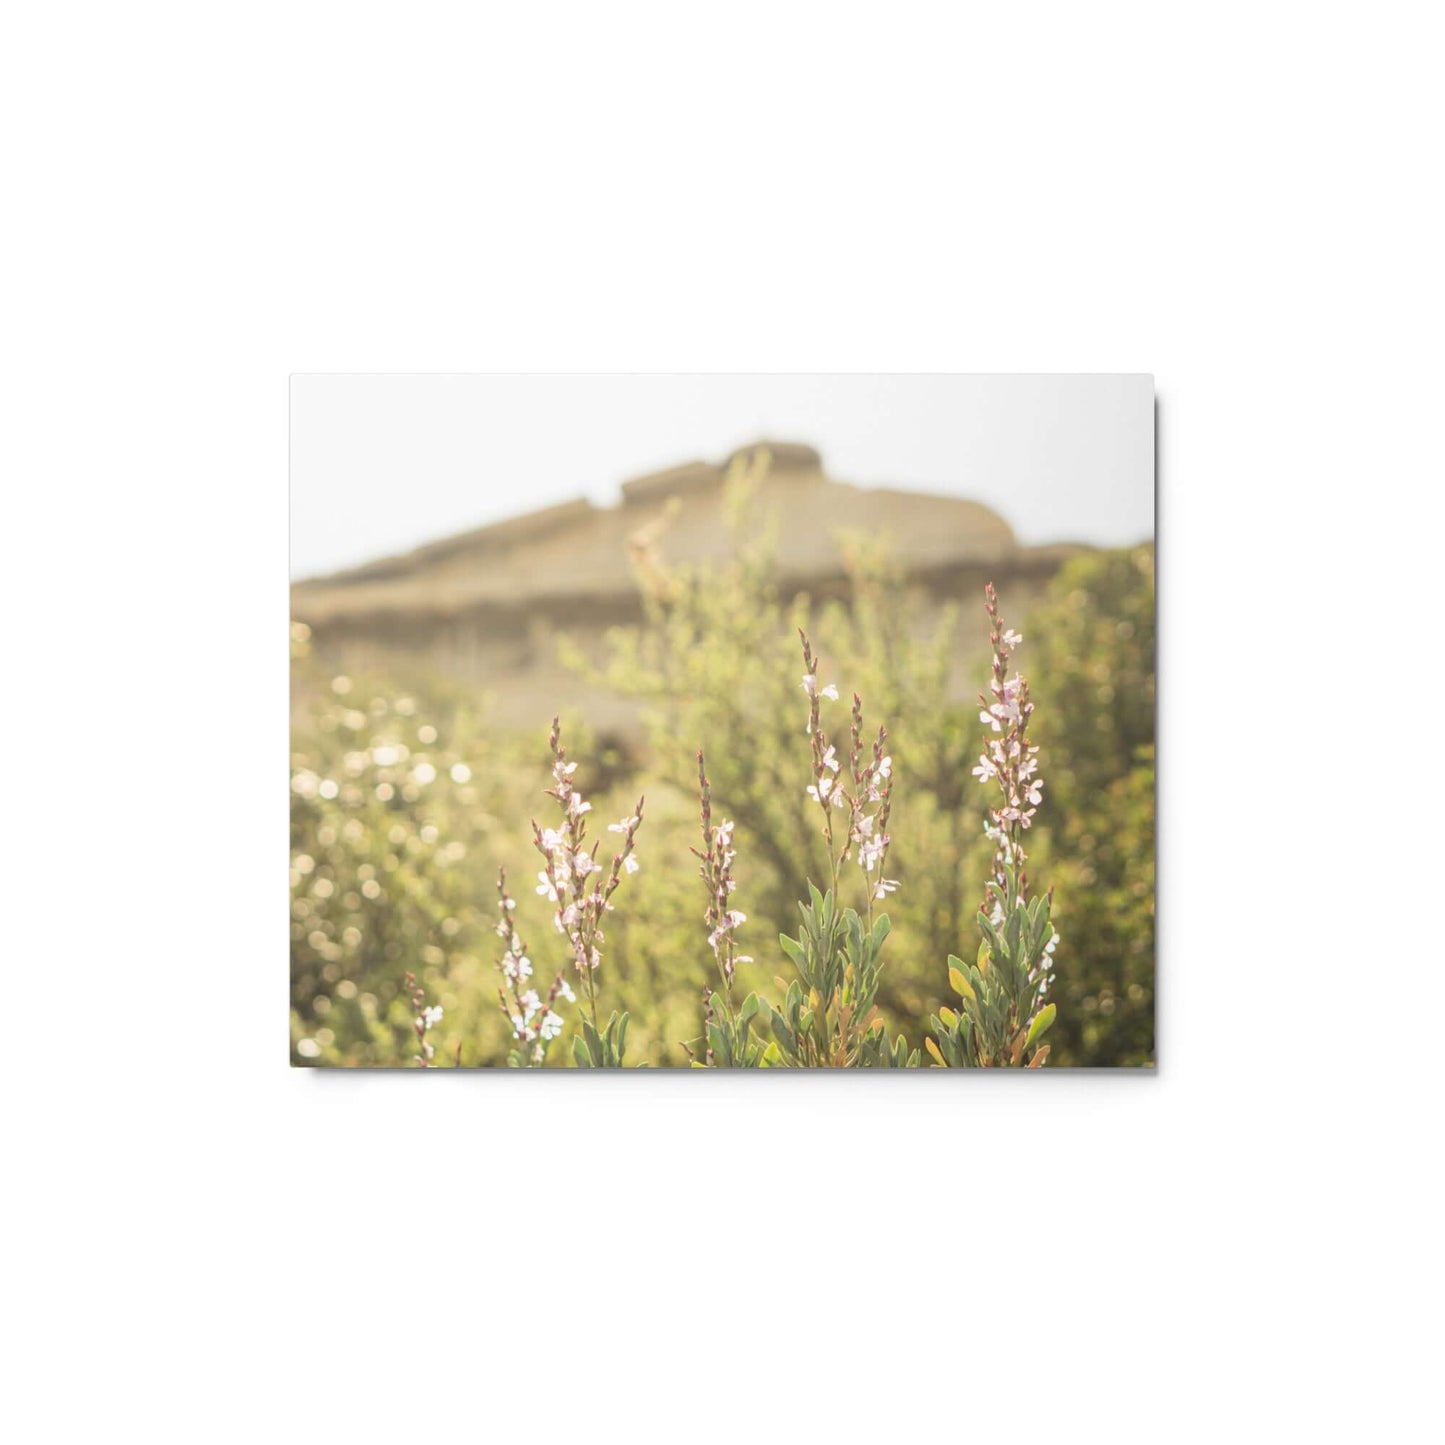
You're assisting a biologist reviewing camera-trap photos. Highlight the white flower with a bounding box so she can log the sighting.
[568,794,592,817]
[623,854,640,874]
[519,989,541,1022]
[557,978,576,1003]
[801,674,839,700]
[536,871,558,902]
[821,744,840,774]
[875,755,892,780]
[608,816,637,834]
[873,878,900,899]
[421,1005,444,1027]
[707,909,748,952]
[539,827,567,855]
[1001,629,1022,648]
[972,754,997,783]
[539,1012,564,1040]
[807,776,843,806]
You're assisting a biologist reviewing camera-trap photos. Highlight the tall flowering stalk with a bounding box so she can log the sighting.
[973,583,1044,906]
[929,585,1059,1067]
[403,970,444,1067]
[493,868,574,1067]
[798,630,896,917]
[685,749,767,1066]
[758,633,915,1067]
[530,717,643,1067]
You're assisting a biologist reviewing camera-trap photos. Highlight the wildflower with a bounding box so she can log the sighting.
[707,908,747,952]
[519,989,541,1022]
[801,675,839,701]
[557,979,576,1003]
[536,871,558,902]
[422,1005,444,1028]
[807,775,844,806]
[539,1012,564,1041]
[608,816,638,833]
[623,854,640,874]
[874,878,900,899]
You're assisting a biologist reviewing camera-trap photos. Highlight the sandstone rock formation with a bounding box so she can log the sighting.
[291,442,1087,736]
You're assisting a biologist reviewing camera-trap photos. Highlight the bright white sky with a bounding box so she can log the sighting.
[290,374,1154,580]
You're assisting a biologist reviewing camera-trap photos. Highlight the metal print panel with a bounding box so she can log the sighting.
[289,375,1155,1068]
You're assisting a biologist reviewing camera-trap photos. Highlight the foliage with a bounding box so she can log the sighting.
[929,586,1057,1067]
[573,469,997,1041]
[1026,547,1155,1066]
[769,887,918,1068]
[289,507,1155,1068]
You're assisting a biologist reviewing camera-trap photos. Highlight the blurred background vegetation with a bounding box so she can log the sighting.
[290,528,1154,1068]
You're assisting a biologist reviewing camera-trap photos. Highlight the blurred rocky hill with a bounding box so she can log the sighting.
[291,441,1090,738]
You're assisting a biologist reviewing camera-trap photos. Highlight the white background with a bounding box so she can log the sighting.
[4,4,1441,1442]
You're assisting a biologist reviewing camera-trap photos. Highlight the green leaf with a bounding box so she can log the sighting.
[707,1022,731,1066]
[770,1010,795,1056]
[582,1016,602,1065]
[1026,1003,1057,1049]
[947,961,976,1001]
[572,1036,593,1068]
